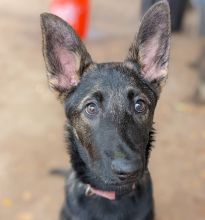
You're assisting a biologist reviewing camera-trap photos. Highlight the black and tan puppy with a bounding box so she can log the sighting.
[40,1,170,219]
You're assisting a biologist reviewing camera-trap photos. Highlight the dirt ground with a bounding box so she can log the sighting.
[0,0,205,220]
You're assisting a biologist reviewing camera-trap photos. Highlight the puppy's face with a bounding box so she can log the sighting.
[64,63,157,192]
[41,1,170,193]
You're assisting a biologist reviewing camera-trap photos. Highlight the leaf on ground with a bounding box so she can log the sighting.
[22,191,32,202]
[175,102,205,113]
[2,198,12,207]
[175,102,194,113]
[17,212,33,220]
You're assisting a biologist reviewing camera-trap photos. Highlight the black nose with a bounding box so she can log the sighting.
[111,159,140,181]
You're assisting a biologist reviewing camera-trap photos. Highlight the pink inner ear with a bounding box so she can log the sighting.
[53,48,79,90]
[140,34,167,81]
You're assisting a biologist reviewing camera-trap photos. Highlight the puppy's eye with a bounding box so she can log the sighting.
[134,99,146,113]
[85,102,99,115]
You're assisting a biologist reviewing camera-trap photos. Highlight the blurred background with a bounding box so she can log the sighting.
[0,0,205,219]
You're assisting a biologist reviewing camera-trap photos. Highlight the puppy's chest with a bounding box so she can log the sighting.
[63,197,152,220]
[61,173,153,220]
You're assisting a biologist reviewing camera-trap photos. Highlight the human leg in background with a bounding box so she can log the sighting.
[192,0,205,103]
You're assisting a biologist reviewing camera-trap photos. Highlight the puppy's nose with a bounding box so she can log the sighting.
[111,159,140,181]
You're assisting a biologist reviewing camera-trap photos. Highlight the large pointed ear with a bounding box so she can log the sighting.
[125,1,171,91]
[40,13,92,95]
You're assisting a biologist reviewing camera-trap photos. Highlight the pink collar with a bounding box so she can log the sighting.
[85,184,136,201]
[85,185,116,200]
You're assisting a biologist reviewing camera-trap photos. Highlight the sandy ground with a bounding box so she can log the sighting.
[0,0,205,220]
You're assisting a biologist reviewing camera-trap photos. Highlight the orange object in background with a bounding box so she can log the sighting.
[50,0,89,39]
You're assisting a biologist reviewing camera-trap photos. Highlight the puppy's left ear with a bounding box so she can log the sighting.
[125,1,171,91]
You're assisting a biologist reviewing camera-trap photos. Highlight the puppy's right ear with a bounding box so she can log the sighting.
[40,13,92,95]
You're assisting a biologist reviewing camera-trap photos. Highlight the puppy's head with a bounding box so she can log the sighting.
[41,1,170,195]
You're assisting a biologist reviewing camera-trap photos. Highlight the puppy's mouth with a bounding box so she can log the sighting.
[85,182,136,200]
